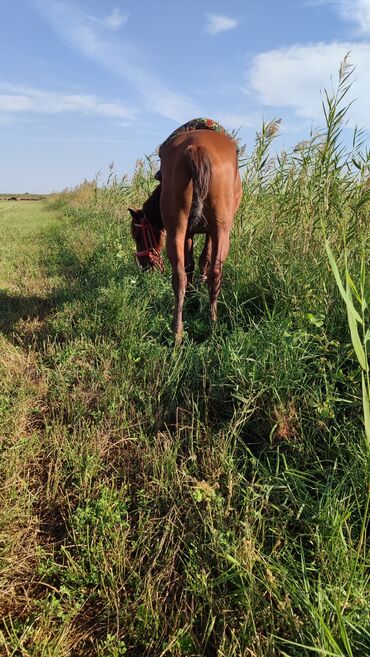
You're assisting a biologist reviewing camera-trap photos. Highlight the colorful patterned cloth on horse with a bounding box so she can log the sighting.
[158,118,232,157]
[155,118,237,181]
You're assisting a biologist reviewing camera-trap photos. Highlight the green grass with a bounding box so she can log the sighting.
[0,194,46,200]
[0,64,369,656]
[0,200,49,288]
[0,200,62,335]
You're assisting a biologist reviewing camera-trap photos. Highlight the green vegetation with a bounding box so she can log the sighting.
[0,61,369,656]
[0,200,62,332]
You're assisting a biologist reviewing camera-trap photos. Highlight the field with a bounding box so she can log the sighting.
[0,195,47,202]
[0,70,369,656]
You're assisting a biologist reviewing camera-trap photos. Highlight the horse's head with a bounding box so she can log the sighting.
[128,207,151,270]
[128,206,165,271]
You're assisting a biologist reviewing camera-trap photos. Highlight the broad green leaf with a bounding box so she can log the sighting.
[362,373,370,447]
[273,635,346,656]
[345,271,361,305]
[325,241,363,324]
[360,253,366,290]
[346,282,367,370]
[335,600,354,657]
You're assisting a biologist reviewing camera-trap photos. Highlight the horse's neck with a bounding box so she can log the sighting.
[144,187,163,231]
[149,210,163,231]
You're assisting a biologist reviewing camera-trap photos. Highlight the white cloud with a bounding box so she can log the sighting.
[103,8,129,30]
[31,1,200,123]
[205,14,239,35]
[214,111,261,129]
[309,1,370,35]
[334,1,370,36]
[247,42,370,127]
[85,7,129,31]
[0,95,32,112]
[13,136,142,143]
[0,84,136,120]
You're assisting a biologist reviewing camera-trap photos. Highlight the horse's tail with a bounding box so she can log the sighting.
[186,145,212,222]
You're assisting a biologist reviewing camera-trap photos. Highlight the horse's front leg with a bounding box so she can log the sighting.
[167,234,187,344]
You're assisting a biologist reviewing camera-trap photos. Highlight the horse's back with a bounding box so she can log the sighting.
[160,129,241,228]
[161,129,238,178]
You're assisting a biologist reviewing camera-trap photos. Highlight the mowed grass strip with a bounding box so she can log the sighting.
[0,200,61,646]
[0,200,62,335]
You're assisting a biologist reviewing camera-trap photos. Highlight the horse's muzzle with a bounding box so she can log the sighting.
[134,248,164,272]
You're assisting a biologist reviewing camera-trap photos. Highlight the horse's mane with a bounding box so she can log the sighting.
[143,184,163,230]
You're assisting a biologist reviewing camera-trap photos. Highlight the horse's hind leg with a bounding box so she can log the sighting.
[207,229,230,322]
[167,231,187,343]
[184,236,195,289]
[199,234,211,283]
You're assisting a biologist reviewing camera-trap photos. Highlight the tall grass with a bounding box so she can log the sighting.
[0,59,369,656]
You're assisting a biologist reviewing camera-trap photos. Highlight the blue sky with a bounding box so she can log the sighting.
[1,0,370,192]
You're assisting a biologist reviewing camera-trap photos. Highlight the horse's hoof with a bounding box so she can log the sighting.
[174,332,183,346]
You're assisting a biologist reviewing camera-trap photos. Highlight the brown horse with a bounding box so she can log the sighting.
[129,128,242,342]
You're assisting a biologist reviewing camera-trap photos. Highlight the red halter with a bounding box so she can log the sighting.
[134,216,165,272]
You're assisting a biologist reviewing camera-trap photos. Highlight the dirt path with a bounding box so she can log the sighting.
[0,200,61,335]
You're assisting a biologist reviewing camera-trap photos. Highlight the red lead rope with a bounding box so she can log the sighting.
[134,217,165,272]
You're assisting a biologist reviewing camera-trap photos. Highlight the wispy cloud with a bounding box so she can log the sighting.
[102,7,129,30]
[335,0,370,35]
[214,111,261,130]
[247,42,370,127]
[308,1,370,35]
[13,136,147,143]
[0,83,136,120]
[83,7,129,31]
[205,14,239,35]
[31,0,200,123]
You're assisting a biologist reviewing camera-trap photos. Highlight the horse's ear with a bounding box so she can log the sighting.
[128,207,142,220]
